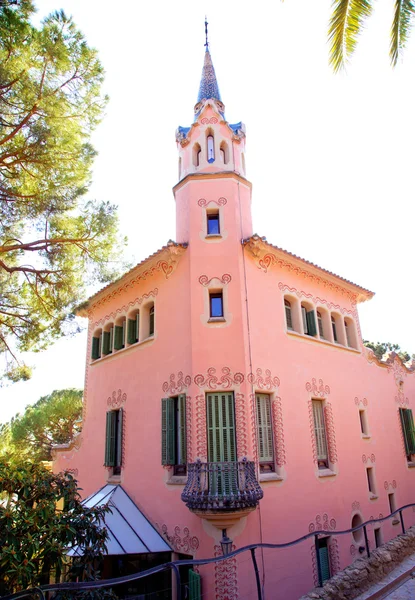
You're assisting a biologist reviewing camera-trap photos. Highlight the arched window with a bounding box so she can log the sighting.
[91,328,102,360]
[301,303,317,337]
[193,143,201,167]
[317,311,324,339]
[207,130,215,163]
[331,316,338,343]
[127,310,140,345]
[344,317,358,349]
[103,323,114,355]
[149,305,155,336]
[284,299,293,330]
[220,141,229,164]
[114,317,126,351]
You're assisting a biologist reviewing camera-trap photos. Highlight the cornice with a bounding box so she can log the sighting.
[243,235,374,304]
[173,171,252,195]
[77,241,187,317]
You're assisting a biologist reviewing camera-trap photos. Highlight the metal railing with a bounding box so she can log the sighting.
[2,502,415,600]
[181,459,263,511]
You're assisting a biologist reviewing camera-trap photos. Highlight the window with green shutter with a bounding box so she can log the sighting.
[91,335,101,360]
[206,392,237,495]
[149,305,155,336]
[161,395,187,474]
[317,537,331,584]
[114,322,125,350]
[306,310,317,337]
[102,330,111,355]
[188,569,201,600]
[104,408,123,474]
[256,394,275,473]
[399,408,415,460]
[127,312,139,344]
[312,400,329,469]
[317,311,324,339]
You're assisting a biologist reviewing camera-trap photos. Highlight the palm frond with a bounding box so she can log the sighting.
[390,0,415,66]
[328,0,373,72]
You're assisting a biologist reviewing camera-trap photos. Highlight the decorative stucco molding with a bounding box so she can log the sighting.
[308,513,337,533]
[308,400,338,465]
[200,116,218,124]
[92,289,158,328]
[306,378,330,397]
[384,480,397,491]
[247,368,280,390]
[199,274,231,286]
[107,389,127,408]
[235,393,248,458]
[214,543,238,600]
[279,283,356,314]
[354,397,368,407]
[160,524,199,555]
[162,372,192,395]
[194,367,244,389]
[198,196,227,207]
[362,453,376,464]
[195,394,207,461]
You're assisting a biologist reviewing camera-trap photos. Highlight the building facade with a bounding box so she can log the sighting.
[53,41,415,600]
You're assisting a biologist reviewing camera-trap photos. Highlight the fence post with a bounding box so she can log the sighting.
[314,535,322,588]
[171,563,182,600]
[250,547,263,600]
[399,510,406,534]
[363,525,370,558]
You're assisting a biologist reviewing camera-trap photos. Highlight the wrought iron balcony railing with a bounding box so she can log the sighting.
[181,459,263,512]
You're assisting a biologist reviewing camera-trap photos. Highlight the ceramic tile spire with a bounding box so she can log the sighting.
[197,20,222,103]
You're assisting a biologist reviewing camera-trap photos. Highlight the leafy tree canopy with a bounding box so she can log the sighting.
[0,1,126,383]
[0,388,82,461]
[0,461,109,595]
[363,340,414,363]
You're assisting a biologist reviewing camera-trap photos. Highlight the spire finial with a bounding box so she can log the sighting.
[204,17,209,50]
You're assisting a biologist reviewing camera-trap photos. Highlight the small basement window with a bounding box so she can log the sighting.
[207,211,220,235]
[210,291,223,318]
[366,467,376,496]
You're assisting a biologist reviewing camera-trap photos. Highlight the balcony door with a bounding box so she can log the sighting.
[206,392,237,495]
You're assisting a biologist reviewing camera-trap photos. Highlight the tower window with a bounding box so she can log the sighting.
[220,141,229,164]
[209,291,223,318]
[207,211,220,235]
[193,143,201,167]
[207,134,215,163]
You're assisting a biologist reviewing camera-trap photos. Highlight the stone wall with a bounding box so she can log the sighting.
[299,526,415,600]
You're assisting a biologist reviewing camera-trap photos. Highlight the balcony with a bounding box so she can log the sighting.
[181,459,263,528]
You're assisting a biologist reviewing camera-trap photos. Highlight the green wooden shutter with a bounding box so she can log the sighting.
[116,408,123,467]
[91,337,100,360]
[312,401,328,462]
[114,325,123,350]
[161,398,176,465]
[306,311,317,336]
[178,394,187,465]
[207,393,237,495]
[102,331,111,355]
[317,314,324,338]
[189,569,201,600]
[109,326,113,353]
[256,394,274,463]
[318,543,331,583]
[400,408,415,456]
[332,319,338,342]
[127,318,137,344]
[104,411,117,466]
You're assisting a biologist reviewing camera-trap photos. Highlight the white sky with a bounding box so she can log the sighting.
[2,0,415,422]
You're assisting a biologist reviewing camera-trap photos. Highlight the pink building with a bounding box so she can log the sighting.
[53,37,415,600]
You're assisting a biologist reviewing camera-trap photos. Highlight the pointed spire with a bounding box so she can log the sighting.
[197,19,222,104]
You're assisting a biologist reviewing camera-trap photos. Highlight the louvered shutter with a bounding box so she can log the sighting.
[127,319,137,344]
[302,307,308,333]
[91,337,100,360]
[285,304,293,330]
[318,543,331,583]
[312,401,328,462]
[400,408,415,456]
[114,326,123,350]
[207,393,237,495]
[332,320,338,342]
[306,311,317,336]
[178,394,187,465]
[109,327,114,353]
[104,411,117,466]
[189,569,201,600]
[149,307,155,336]
[317,314,324,338]
[116,408,123,467]
[161,398,176,465]
[102,331,111,355]
[256,394,274,463]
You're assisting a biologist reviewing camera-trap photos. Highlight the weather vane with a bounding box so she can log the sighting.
[204,17,209,49]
